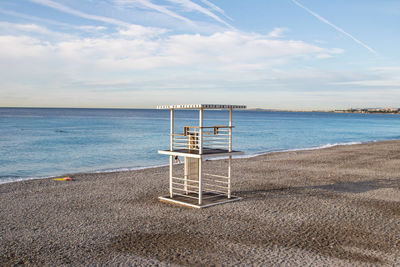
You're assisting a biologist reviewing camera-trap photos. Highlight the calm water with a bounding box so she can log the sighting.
[1,108,400,184]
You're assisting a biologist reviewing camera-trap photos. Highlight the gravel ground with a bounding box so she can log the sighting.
[1,140,400,266]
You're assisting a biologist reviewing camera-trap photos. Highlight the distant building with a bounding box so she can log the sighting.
[333,107,399,114]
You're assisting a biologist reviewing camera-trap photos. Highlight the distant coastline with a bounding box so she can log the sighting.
[248,108,400,114]
[332,108,400,114]
[2,107,399,114]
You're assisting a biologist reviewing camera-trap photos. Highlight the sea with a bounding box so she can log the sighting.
[1,108,400,184]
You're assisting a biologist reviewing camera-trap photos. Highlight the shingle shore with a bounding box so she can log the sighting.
[1,140,400,266]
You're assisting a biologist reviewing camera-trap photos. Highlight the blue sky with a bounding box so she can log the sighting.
[0,0,399,109]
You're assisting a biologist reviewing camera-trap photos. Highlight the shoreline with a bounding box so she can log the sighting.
[0,139,385,185]
[1,140,400,265]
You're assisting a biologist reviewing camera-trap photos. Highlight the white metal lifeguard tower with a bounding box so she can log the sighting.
[157,104,246,208]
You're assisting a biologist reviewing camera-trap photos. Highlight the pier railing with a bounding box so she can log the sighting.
[171,125,232,153]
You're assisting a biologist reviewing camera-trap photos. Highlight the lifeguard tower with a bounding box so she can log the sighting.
[157,104,246,208]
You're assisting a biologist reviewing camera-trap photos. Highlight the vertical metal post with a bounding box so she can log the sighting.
[184,157,188,194]
[199,108,203,154]
[170,109,174,198]
[198,157,202,205]
[198,108,203,205]
[228,108,232,199]
[228,156,231,199]
[170,109,174,151]
[229,108,232,152]
[170,155,173,198]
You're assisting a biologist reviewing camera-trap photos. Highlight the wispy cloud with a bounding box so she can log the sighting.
[0,22,50,35]
[199,0,233,21]
[0,7,107,33]
[113,0,233,29]
[113,0,195,25]
[165,0,233,29]
[0,21,76,41]
[291,0,376,54]
[30,0,130,27]
[0,7,68,27]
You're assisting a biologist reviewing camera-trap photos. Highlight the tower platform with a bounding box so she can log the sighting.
[158,148,244,159]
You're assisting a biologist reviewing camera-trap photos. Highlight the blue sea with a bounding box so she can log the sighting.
[1,108,400,184]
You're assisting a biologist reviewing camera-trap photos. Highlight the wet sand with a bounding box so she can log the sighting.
[1,140,400,266]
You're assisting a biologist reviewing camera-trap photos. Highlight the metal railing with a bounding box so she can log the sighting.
[171,171,230,200]
[171,125,232,153]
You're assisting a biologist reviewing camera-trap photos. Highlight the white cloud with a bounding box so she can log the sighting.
[267,27,289,38]
[1,1,397,109]
[0,35,52,59]
[0,29,343,95]
[2,11,393,109]
[1,28,397,109]
[0,22,78,42]
[335,80,400,87]
[0,22,50,34]
[117,24,167,37]
[76,25,107,32]
[0,29,342,68]
[333,67,400,87]
[159,31,338,70]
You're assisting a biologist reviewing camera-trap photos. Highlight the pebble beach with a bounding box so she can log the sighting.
[1,140,400,266]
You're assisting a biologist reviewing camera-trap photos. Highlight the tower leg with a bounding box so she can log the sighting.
[169,155,173,198]
[184,157,188,194]
[198,158,202,205]
[228,155,232,199]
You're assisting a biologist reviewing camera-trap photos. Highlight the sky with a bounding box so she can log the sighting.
[0,0,399,110]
